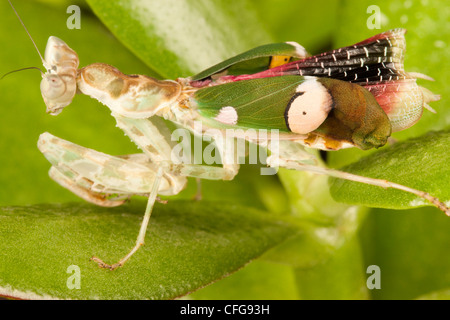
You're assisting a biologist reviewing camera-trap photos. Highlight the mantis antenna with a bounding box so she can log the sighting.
[8,0,80,114]
[0,66,44,80]
[8,0,46,65]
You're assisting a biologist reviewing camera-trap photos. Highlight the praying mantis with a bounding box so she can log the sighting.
[8,1,448,271]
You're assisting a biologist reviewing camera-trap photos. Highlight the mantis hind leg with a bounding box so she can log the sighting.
[266,141,450,215]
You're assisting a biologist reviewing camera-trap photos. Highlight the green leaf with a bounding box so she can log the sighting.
[86,0,272,78]
[294,235,369,300]
[360,207,450,300]
[259,169,369,300]
[189,260,300,300]
[330,130,450,210]
[0,201,297,299]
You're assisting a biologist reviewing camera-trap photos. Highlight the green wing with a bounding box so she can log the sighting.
[191,42,308,81]
[192,75,307,131]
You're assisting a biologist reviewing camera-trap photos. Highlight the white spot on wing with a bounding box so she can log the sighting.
[214,106,238,125]
[286,78,333,134]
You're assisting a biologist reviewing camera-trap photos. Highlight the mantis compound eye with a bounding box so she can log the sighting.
[40,73,76,115]
[41,74,66,100]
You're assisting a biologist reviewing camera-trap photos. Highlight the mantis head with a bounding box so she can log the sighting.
[40,36,79,115]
